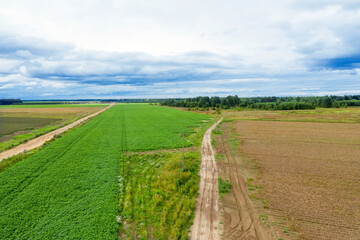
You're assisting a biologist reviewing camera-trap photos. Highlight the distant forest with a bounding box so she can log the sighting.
[0,99,22,105]
[159,95,360,110]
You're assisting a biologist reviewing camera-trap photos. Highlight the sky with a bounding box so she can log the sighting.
[0,0,360,99]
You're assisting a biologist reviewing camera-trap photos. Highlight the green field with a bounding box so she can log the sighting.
[0,104,211,239]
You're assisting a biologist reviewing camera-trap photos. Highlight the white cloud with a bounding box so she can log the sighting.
[42,93,54,96]
[0,58,22,73]
[0,1,346,56]
[15,49,32,58]
[0,1,359,99]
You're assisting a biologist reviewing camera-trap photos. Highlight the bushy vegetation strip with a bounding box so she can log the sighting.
[118,152,201,239]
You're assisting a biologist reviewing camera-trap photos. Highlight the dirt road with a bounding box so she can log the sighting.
[190,118,222,240]
[0,103,114,161]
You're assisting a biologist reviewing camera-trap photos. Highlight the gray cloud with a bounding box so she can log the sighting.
[0,1,359,99]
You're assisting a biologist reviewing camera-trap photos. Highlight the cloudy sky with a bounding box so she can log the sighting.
[0,0,360,99]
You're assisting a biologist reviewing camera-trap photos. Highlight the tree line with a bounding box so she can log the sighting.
[0,99,22,105]
[2,96,360,110]
[159,95,360,110]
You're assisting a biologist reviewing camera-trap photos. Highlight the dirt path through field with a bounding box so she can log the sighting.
[0,103,114,161]
[190,118,222,240]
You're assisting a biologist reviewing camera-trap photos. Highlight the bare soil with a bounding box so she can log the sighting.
[0,130,30,142]
[226,108,360,123]
[0,117,60,137]
[232,120,360,240]
[190,118,222,240]
[0,104,114,161]
[214,122,271,240]
[0,106,105,115]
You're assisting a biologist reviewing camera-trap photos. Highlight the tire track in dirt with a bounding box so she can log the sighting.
[0,103,114,162]
[190,118,222,240]
[216,121,270,240]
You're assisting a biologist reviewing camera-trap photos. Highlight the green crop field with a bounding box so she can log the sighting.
[0,104,212,239]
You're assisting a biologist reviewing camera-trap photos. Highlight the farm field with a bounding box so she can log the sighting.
[0,117,58,137]
[214,108,360,239]
[213,120,272,240]
[0,103,108,108]
[226,107,360,123]
[0,104,107,152]
[0,104,212,239]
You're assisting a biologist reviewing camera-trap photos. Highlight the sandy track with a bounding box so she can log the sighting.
[190,118,222,240]
[0,103,114,162]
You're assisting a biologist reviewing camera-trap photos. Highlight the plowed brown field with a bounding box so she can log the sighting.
[231,120,360,239]
[226,108,360,123]
[0,106,105,118]
[214,121,271,240]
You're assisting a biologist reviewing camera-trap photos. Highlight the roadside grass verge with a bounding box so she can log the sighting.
[118,151,201,239]
[184,117,218,147]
